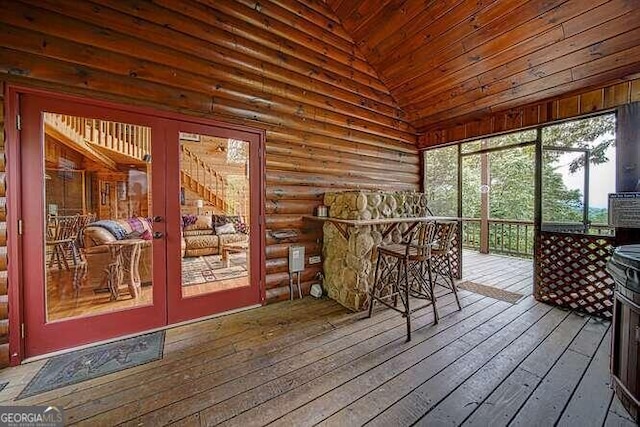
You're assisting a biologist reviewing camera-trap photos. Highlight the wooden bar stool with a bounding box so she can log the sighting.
[368,221,438,341]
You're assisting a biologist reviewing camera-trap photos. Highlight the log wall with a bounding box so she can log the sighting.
[0,0,419,312]
[419,77,640,147]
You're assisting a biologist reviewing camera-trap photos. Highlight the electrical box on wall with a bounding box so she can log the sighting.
[289,246,305,273]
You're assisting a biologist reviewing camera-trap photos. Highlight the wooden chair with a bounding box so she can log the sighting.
[368,221,438,341]
[428,220,462,311]
[46,215,81,270]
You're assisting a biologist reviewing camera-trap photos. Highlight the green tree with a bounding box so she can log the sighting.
[425,114,615,224]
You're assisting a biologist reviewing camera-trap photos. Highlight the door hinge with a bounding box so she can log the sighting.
[21,323,25,339]
[16,114,21,131]
[17,219,23,235]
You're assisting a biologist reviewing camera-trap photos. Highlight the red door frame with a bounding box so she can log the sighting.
[5,85,266,365]
[166,121,265,323]
[18,94,168,358]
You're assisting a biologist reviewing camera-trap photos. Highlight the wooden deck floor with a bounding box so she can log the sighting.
[0,251,635,426]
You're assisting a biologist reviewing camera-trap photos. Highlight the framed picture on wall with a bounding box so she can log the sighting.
[117,181,127,201]
[101,182,110,205]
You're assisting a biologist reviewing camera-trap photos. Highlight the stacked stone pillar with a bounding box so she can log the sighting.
[322,191,430,311]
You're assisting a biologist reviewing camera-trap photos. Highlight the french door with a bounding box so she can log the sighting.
[166,121,264,323]
[15,92,263,359]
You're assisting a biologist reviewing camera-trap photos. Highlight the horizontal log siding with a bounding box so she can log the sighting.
[0,0,418,304]
[418,77,640,147]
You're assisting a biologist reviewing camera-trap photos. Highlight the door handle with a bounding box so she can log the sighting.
[153,231,164,239]
[153,216,164,222]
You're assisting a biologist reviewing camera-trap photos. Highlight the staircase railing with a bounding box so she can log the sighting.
[45,113,226,210]
[45,113,151,161]
[180,146,226,209]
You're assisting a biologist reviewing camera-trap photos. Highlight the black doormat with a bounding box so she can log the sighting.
[18,331,165,399]
[457,281,526,304]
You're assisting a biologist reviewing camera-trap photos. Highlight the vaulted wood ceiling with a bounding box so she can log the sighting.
[324,0,640,133]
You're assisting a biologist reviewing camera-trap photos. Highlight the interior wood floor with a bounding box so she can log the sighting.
[2,251,635,426]
[46,267,153,321]
[47,254,248,319]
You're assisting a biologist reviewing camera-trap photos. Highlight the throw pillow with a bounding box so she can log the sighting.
[215,223,236,235]
[212,214,228,227]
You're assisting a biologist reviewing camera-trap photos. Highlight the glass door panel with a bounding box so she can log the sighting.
[21,94,166,358]
[179,134,251,298]
[42,113,155,321]
[167,124,263,324]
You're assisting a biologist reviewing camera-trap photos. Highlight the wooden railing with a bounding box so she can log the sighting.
[46,113,227,211]
[180,146,226,209]
[462,218,615,258]
[44,113,151,161]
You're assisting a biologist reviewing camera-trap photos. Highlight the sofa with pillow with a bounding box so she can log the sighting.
[82,217,154,288]
[182,214,248,258]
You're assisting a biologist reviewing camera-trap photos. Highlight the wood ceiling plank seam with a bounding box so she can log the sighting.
[413,58,640,130]
[378,0,504,80]
[339,0,398,36]
[572,44,640,80]
[14,0,401,112]
[391,0,609,104]
[0,21,415,142]
[272,0,363,49]
[211,0,381,79]
[349,0,433,52]
[475,6,640,86]
[100,0,389,95]
[406,17,640,119]
[401,24,566,110]
[406,8,640,120]
[364,0,466,67]
[324,0,345,12]
[561,0,640,38]
[489,61,640,114]
[333,0,364,23]
[383,0,575,90]
[387,0,535,96]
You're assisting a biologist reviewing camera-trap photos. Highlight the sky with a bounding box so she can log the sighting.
[557,142,615,209]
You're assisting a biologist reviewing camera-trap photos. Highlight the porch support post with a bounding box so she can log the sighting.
[480,143,489,254]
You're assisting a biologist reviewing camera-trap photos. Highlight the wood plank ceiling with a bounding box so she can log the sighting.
[324,0,640,133]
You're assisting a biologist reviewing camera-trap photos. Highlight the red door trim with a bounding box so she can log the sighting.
[19,94,168,358]
[166,121,266,323]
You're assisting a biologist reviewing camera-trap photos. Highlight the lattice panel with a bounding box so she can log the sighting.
[535,231,615,319]
[451,232,461,279]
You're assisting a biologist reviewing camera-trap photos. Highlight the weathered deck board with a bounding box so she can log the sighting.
[508,318,610,426]
[0,251,633,426]
[557,328,614,427]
